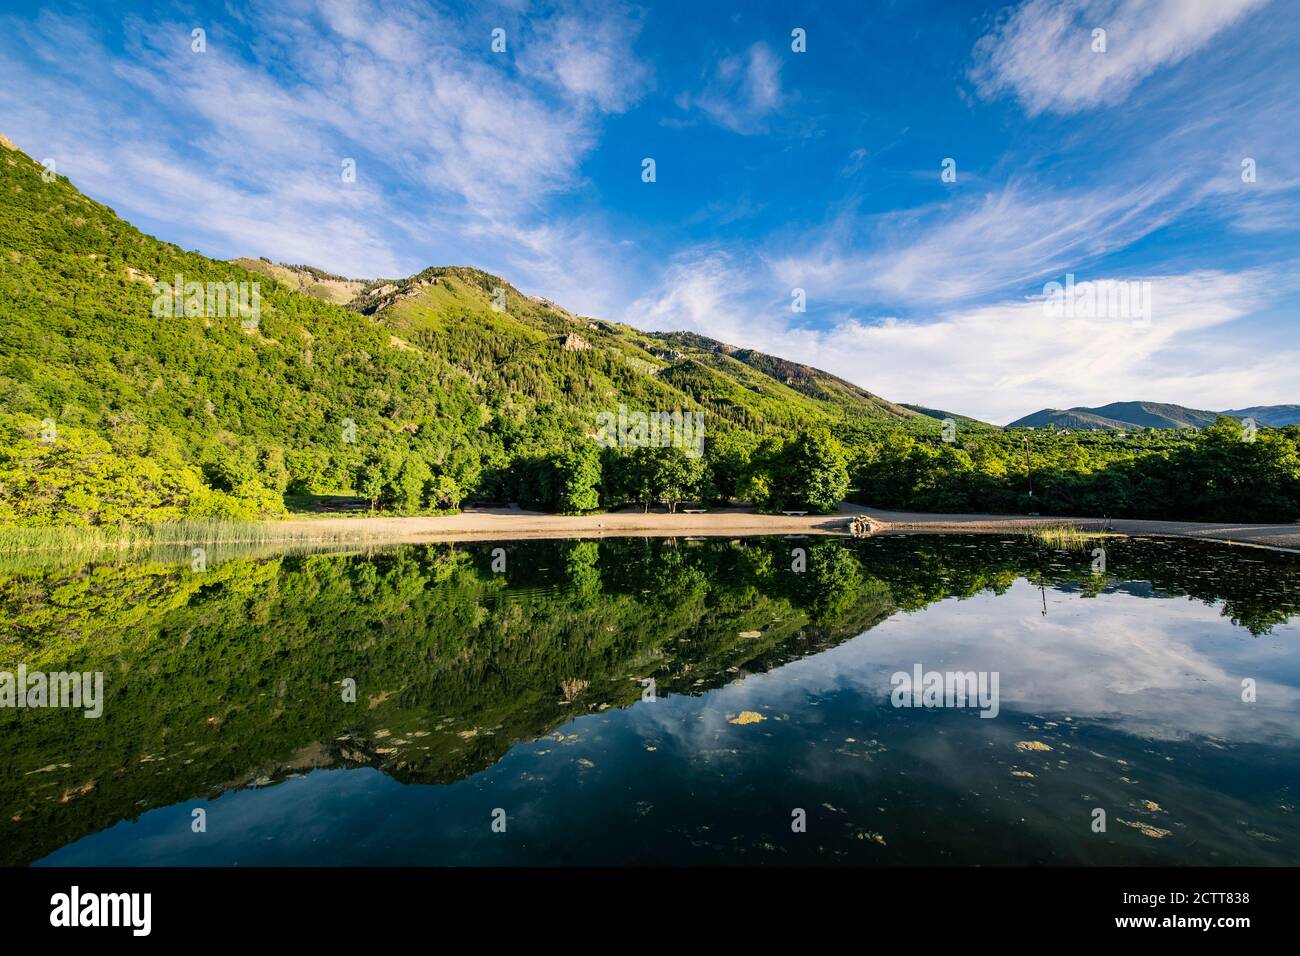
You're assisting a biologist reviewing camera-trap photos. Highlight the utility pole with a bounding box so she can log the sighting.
[1023,435,1034,500]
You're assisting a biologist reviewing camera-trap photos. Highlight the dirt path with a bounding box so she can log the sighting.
[267,505,1300,551]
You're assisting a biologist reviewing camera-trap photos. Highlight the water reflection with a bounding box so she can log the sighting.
[2,535,1298,866]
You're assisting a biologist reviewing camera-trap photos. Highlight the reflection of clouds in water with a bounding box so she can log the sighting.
[628,667,814,758]
[633,581,1300,747]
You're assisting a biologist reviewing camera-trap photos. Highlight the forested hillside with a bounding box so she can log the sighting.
[0,138,912,525]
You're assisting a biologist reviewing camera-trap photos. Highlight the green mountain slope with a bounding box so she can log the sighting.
[278,263,919,430]
[1089,401,1221,429]
[0,140,513,523]
[1008,408,1138,430]
[647,330,916,420]
[0,137,911,525]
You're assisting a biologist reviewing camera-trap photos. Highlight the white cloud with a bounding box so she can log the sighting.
[805,269,1288,423]
[633,581,1300,749]
[970,0,1268,116]
[625,250,1295,422]
[678,42,784,134]
[770,175,1206,309]
[518,12,650,112]
[624,250,757,343]
[0,0,648,294]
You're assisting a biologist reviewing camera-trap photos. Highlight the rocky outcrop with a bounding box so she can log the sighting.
[848,515,879,537]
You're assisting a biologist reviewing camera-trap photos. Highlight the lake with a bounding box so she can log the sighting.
[2,534,1298,866]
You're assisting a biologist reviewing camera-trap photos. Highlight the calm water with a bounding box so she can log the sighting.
[3,535,1298,866]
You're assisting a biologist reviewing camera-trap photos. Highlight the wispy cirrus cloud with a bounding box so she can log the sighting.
[0,0,648,307]
[769,175,1202,308]
[969,0,1269,116]
[675,42,784,134]
[627,248,1294,422]
[518,9,651,111]
[767,0,1299,313]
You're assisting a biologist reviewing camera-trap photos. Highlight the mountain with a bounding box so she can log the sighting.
[1222,405,1300,427]
[1008,406,1166,430]
[901,403,1000,430]
[1006,401,1299,430]
[646,330,917,420]
[239,259,921,430]
[0,134,914,525]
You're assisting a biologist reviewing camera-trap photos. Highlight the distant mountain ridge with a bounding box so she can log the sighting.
[901,404,999,430]
[1221,405,1300,427]
[1008,401,1300,430]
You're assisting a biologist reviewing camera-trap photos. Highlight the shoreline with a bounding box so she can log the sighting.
[263,506,857,543]
[4,506,1299,556]
[859,508,1300,552]
[264,505,1300,552]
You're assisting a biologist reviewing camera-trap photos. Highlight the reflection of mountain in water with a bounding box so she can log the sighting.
[1,535,1297,865]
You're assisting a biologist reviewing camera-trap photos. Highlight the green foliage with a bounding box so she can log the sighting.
[0,414,267,524]
[556,445,601,513]
[608,445,706,512]
[0,146,484,525]
[788,429,851,512]
[648,446,706,512]
[703,430,755,504]
[843,417,1300,522]
[742,429,850,513]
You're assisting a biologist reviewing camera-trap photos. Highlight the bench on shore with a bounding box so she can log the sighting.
[682,508,707,514]
[782,510,808,516]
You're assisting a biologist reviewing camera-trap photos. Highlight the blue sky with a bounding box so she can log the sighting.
[1,0,1297,423]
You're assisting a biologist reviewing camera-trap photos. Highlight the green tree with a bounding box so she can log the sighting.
[650,446,706,513]
[622,447,659,512]
[355,452,389,511]
[704,430,754,505]
[556,445,601,514]
[390,456,432,512]
[427,473,463,510]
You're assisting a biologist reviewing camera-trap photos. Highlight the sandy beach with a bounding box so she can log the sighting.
[266,504,1300,551]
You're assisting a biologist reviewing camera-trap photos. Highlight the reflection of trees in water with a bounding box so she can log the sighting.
[0,534,1295,864]
[857,535,1300,637]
